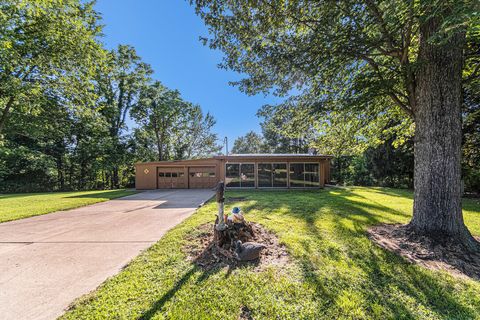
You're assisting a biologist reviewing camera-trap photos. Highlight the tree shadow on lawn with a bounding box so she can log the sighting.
[65,190,135,199]
[137,262,258,320]
[138,189,479,319]
[138,266,198,320]
[358,186,414,199]
[240,189,479,319]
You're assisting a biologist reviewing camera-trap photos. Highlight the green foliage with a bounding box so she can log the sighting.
[95,45,153,188]
[462,79,480,193]
[131,81,221,161]
[192,0,479,194]
[231,131,266,154]
[0,0,105,132]
[258,104,317,153]
[0,4,221,192]
[61,188,480,319]
[332,140,414,188]
[0,189,136,223]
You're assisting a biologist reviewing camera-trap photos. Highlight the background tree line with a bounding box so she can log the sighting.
[0,0,220,193]
[232,89,479,193]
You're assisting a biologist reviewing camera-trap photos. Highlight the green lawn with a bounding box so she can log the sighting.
[61,187,480,320]
[0,189,137,223]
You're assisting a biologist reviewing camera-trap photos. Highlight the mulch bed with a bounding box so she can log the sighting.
[184,222,289,272]
[368,224,480,280]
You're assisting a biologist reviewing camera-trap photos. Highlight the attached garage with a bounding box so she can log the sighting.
[188,166,217,188]
[135,154,332,190]
[157,167,187,189]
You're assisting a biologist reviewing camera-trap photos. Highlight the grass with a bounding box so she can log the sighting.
[0,189,137,223]
[61,187,480,320]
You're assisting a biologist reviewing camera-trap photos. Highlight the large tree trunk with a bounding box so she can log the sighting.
[409,13,478,250]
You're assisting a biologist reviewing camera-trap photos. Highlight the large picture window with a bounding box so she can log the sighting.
[225,164,240,187]
[304,163,320,187]
[226,163,255,187]
[258,163,272,187]
[257,163,287,187]
[240,164,255,187]
[273,163,288,187]
[289,163,319,187]
[289,163,305,187]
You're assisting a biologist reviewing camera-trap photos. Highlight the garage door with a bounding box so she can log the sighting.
[157,167,187,189]
[188,166,217,189]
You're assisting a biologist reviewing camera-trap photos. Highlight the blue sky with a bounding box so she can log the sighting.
[95,0,281,146]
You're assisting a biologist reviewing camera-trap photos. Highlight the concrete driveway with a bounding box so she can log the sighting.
[0,189,214,320]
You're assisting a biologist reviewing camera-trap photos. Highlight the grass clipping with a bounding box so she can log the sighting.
[184,222,289,272]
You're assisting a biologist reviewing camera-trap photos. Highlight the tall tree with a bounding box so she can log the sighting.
[131,81,185,161]
[131,81,220,161]
[0,0,104,134]
[178,106,221,159]
[192,0,480,250]
[259,104,318,153]
[97,45,152,187]
[231,131,266,154]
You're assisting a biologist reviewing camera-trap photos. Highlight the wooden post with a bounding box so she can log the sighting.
[215,181,226,231]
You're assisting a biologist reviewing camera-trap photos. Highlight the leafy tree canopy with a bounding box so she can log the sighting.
[192,0,479,153]
[231,131,266,154]
[0,0,105,133]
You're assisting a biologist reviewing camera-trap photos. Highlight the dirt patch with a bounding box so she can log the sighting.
[184,222,289,272]
[239,306,253,320]
[368,224,480,280]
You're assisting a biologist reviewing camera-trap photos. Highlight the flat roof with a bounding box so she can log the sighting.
[219,153,332,157]
[136,153,333,165]
[215,153,333,159]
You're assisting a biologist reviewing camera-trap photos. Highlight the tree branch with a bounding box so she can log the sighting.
[360,54,414,118]
[364,0,401,56]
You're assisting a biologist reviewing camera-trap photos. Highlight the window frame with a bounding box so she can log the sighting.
[225,162,256,188]
[257,162,288,188]
[288,162,320,188]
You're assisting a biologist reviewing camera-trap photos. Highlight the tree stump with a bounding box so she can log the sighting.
[212,181,255,250]
[214,220,255,249]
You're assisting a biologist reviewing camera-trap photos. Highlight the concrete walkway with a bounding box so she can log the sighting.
[0,189,214,320]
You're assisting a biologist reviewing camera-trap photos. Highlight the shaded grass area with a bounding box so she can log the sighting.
[0,189,136,223]
[61,187,480,320]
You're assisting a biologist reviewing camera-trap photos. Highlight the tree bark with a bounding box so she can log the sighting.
[409,13,478,250]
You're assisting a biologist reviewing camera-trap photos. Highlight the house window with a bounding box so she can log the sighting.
[225,164,240,187]
[289,163,305,187]
[304,163,319,187]
[258,163,272,187]
[240,164,255,187]
[257,163,287,187]
[273,163,288,187]
[289,163,319,187]
[226,163,254,187]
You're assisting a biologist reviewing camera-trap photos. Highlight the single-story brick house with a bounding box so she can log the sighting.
[135,154,332,190]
